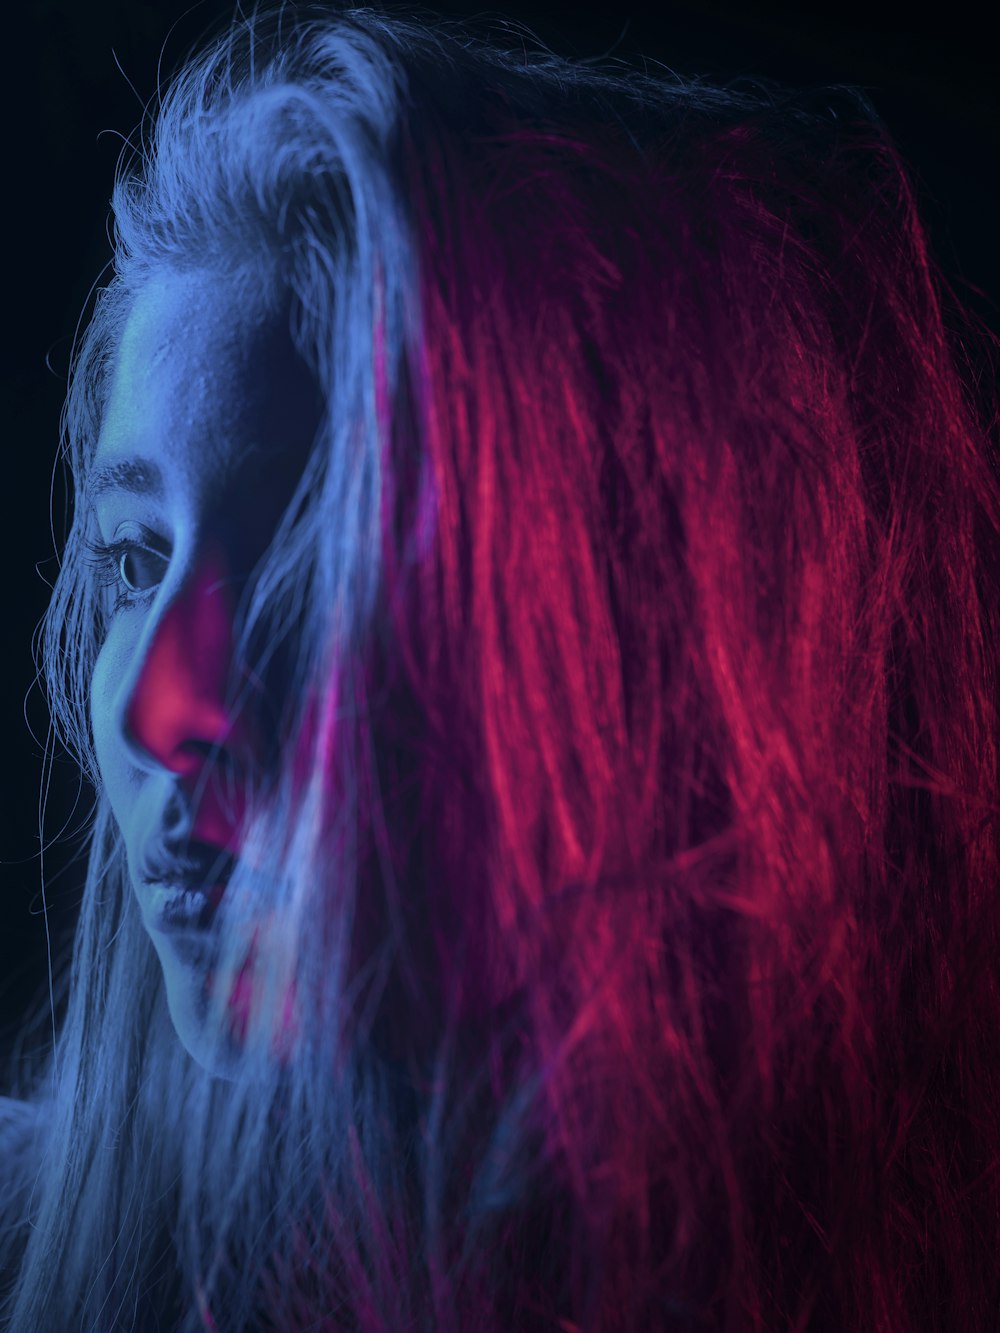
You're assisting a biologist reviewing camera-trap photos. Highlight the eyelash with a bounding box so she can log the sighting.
[83,536,168,614]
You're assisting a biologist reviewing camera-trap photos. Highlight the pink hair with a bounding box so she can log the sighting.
[358,85,1000,1330]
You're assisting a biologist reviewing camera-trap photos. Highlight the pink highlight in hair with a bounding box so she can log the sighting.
[348,95,1000,1331]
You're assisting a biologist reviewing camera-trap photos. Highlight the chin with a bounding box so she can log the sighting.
[153,942,239,1078]
[157,937,299,1077]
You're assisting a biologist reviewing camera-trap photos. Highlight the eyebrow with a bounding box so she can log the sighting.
[86,458,166,501]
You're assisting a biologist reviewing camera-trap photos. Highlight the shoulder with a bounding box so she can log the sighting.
[0,1097,42,1187]
[0,1095,38,1138]
[0,1096,42,1304]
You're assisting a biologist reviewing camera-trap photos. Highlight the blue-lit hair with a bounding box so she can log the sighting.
[3,7,999,1331]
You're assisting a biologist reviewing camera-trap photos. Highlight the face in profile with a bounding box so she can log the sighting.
[88,268,319,1069]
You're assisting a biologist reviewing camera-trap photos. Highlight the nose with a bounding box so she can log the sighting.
[121,546,244,782]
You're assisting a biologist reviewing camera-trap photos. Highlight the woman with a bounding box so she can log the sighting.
[2,6,999,1329]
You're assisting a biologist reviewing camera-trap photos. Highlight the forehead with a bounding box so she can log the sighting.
[94,269,315,499]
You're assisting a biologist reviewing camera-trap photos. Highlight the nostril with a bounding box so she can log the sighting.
[176,739,246,799]
[182,738,235,766]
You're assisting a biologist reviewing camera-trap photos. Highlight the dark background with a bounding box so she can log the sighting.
[2,0,997,1056]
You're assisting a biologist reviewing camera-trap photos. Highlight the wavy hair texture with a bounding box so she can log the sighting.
[3,5,1000,1330]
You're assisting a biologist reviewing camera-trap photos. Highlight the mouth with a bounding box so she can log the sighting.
[140,839,237,934]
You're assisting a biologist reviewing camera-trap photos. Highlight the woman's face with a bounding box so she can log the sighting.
[89,268,318,1068]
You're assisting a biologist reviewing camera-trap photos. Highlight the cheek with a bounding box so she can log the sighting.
[90,635,127,799]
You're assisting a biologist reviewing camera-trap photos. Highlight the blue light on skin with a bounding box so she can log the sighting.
[89,269,319,1070]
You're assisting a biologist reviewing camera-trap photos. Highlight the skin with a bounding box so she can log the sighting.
[89,268,318,1069]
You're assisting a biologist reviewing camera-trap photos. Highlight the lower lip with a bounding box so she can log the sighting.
[147,882,226,933]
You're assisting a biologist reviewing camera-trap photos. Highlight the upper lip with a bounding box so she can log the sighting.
[140,839,238,891]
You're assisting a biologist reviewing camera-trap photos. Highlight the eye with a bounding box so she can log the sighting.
[84,532,170,612]
[116,543,167,594]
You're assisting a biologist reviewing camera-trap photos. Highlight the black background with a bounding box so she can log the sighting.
[1,0,997,1054]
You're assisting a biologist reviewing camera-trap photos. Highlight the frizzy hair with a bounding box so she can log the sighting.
[2,5,999,1330]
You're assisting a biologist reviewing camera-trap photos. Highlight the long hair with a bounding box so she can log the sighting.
[3,6,999,1329]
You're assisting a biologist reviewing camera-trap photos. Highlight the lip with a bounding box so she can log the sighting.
[141,837,237,885]
[145,880,228,933]
[139,839,237,933]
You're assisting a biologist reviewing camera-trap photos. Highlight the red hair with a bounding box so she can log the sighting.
[361,78,1000,1330]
